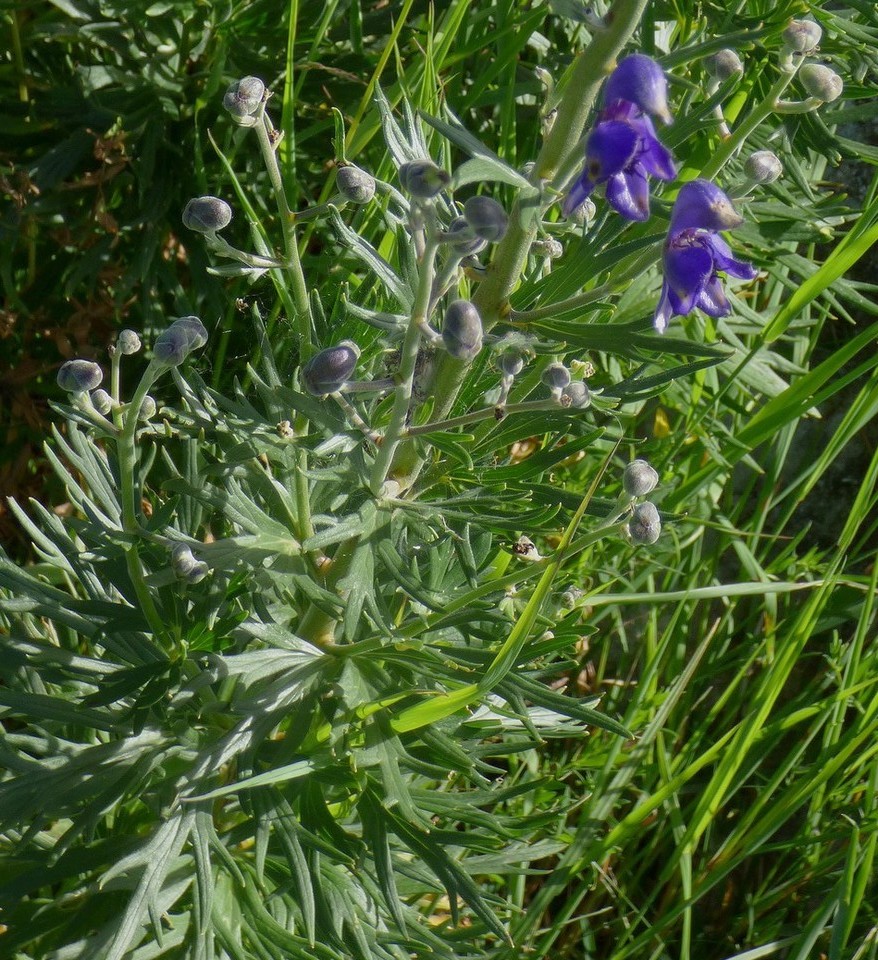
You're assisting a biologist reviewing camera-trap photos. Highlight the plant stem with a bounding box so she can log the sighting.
[369,236,440,494]
[699,63,798,181]
[404,398,564,438]
[114,363,168,642]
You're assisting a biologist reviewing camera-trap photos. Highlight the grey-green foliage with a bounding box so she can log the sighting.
[3,1,877,957]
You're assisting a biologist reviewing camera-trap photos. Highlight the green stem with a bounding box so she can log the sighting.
[699,62,798,182]
[404,398,563,438]
[114,363,168,642]
[369,236,440,494]
[253,102,316,545]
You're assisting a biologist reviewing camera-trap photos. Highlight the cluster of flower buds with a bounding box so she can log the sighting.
[621,459,662,545]
[222,76,266,127]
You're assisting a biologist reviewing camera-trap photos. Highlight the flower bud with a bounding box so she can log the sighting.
[463,196,509,243]
[542,362,571,391]
[534,237,564,259]
[336,165,376,204]
[623,459,659,497]
[301,342,359,396]
[116,329,142,355]
[561,381,591,409]
[498,351,526,377]
[626,501,661,544]
[223,76,265,123]
[799,63,843,103]
[441,300,483,362]
[171,543,209,584]
[139,395,157,420]
[744,150,783,184]
[90,388,114,415]
[182,196,233,234]
[783,19,822,54]
[445,216,487,257]
[704,48,743,80]
[57,359,103,393]
[153,317,208,367]
[399,160,451,199]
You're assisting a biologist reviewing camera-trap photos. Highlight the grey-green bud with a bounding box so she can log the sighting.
[441,300,483,362]
[336,165,376,204]
[117,329,142,355]
[153,317,208,367]
[90,388,114,415]
[498,351,526,377]
[139,395,157,420]
[623,459,659,497]
[57,359,103,393]
[301,342,360,396]
[445,216,486,257]
[399,160,451,199]
[626,501,661,544]
[542,362,571,391]
[182,196,233,234]
[223,76,265,123]
[799,63,843,102]
[561,381,591,409]
[463,195,509,243]
[744,150,783,184]
[783,19,823,54]
[704,48,744,80]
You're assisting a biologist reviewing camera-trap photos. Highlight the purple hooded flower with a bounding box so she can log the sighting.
[654,180,758,333]
[565,56,676,222]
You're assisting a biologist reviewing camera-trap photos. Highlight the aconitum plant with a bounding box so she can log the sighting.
[1,3,866,959]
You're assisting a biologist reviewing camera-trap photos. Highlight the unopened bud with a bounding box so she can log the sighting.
[441,300,483,362]
[704,48,744,80]
[301,342,360,396]
[542,363,571,391]
[182,196,233,234]
[153,317,208,367]
[57,359,103,393]
[799,63,843,103]
[223,76,265,124]
[744,150,783,184]
[171,543,209,583]
[626,501,661,544]
[498,351,526,377]
[399,160,451,199]
[336,165,376,204]
[561,381,591,409]
[783,19,823,54]
[463,196,509,243]
[91,389,114,415]
[117,329,142,355]
[139,395,157,420]
[445,216,487,257]
[623,459,659,497]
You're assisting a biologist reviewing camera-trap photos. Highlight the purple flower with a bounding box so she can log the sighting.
[565,56,676,222]
[654,180,757,333]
